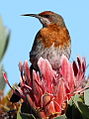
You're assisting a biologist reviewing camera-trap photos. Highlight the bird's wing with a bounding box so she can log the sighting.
[29,31,43,70]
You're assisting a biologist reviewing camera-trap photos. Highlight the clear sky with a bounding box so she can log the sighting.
[0,0,89,91]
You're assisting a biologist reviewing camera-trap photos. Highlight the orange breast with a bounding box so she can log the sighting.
[40,24,71,48]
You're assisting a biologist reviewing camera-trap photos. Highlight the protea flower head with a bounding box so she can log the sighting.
[3,55,87,118]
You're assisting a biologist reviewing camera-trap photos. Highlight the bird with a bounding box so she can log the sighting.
[10,11,71,103]
[22,11,71,71]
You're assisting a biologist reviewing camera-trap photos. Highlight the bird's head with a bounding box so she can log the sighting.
[21,11,65,27]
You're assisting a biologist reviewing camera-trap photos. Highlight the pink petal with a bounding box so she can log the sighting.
[60,55,75,92]
[24,61,31,84]
[55,80,66,111]
[38,57,55,93]
[3,72,13,90]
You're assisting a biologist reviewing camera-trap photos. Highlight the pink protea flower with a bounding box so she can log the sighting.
[3,55,87,118]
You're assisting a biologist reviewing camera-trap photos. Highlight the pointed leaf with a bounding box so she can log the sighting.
[17,112,22,119]
[0,65,6,91]
[54,114,67,119]
[84,82,89,106]
[0,16,10,61]
[73,95,89,119]
[20,113,36,119]
[1,32,10,59]
[66,97,83,119]
[73,94,83,107]
[77,101,89,119]
[17,112,36,119]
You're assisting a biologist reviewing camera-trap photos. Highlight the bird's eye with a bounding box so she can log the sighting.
[44,15,50,18]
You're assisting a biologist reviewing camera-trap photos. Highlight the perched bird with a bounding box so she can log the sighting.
[22,11,71,71]
[10,11,71,103]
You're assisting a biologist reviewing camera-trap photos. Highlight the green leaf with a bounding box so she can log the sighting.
[73,94,83,107]
[21,102,41,119]
[54,114,67,119]
[17,102,36,119]
[0,65,6,91]
[17,112,36,119]
[71,94,89,119]
[17,112,22,119]
[84,82,89,106]
[77,101,89,119]
[66,100,83,119]
[74,100,89,119]
[0,16,10,61]
[65,95,84,119]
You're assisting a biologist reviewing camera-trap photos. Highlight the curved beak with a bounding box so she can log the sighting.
[21,14,42,19]
[21,13,50,27]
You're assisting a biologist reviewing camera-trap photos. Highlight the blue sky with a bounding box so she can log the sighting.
[0,0,89,91]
